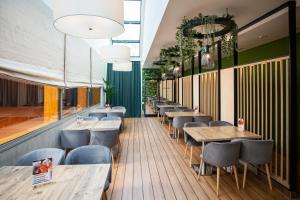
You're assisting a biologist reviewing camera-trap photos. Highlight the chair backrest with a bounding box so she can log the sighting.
[209,121,232,127]
[101,116,121,121]
[176,106,188,111]
[159,107,174,115]
[183,122,208,143]
[239,140,273,165]
[107,112,124,118]
[182,109,195,112]
[89,129,119,148]
[60,129,90,149]
[112,106,125,110]
[88,112,107,120]
[167,109,178,112]
[193,116,212,125]
[16,148,65,166]
[81,116,98,121]
[203,142,240,167]
[172,116,193,128]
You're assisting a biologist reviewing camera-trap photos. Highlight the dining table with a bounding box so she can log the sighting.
[64,119,122,131]
[165,111,207,118]
[0,164,110,200]
[90,107,126,115]
[183,126,261,174]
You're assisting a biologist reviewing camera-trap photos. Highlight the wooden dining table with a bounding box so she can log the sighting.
[90,108,126,115]
[183,126,260,174]
[0,164,110,200]
[156,104,181,109]
[165,111,207,118]
[64,120,121,131]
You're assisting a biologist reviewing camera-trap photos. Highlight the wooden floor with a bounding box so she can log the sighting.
[107,117,288,200]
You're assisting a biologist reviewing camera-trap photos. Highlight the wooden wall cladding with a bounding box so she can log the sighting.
[44,85,58,120]
[179,78,183,105]
[77,87,87,109]
[176,79,179,103]
[236,56,290,188]
[166,80,173,101]
[199,71,219,120]
[182,76,192,108]
[160,81,163,98]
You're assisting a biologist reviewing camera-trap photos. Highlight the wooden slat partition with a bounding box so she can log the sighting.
[198,71,219,120]
[175,78,179,103]
[182,76,192,108]
[235,56,290,188]
[160,81,163,98]
[166,80,173,101]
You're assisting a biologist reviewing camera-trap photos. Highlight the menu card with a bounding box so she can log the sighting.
[32,158,53,186]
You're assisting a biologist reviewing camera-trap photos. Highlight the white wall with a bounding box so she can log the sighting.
[141,0,169,61]
[220,68,234,124]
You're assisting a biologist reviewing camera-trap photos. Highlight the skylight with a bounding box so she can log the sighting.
[112,0,141,57]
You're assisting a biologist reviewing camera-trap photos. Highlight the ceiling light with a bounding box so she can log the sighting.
[112,62,132,72]
[53,0,124,39]
[100,45,131,63]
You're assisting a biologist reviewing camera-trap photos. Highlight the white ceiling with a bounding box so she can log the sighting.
[143,0,300,67]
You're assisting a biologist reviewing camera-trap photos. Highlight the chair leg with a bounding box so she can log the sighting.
[189,146,193,167]
[198,159,204,180]
[242,163,248,189]
[102,191,108,200]
[177,129,180,143]
[184,144,188,158]
[233,165,239,190]
[265,163,272,190]
[111,151,115,168]
[216,167,220,196]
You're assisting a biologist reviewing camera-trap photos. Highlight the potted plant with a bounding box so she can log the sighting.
[103,78,113,108]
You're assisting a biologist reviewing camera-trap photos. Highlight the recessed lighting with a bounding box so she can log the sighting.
[258,35,267,39]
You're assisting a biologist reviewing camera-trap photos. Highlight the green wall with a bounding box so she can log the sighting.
[142,68,161,103]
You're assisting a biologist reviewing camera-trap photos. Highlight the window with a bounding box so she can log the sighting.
[112,0,141,57]
[0,77,58,144]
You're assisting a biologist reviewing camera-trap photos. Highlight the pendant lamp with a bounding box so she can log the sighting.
[112,62,132,72]
[53,0,124,39]
[100,45,131,63]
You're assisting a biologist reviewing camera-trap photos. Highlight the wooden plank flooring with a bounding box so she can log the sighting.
[107,118,288,200]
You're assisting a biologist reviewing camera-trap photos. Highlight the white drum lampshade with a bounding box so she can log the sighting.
[112,62,132,72]
[100,45,131,63]
[53,0,124,39]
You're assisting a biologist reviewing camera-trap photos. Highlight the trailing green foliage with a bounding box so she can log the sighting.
[103,78,113,105]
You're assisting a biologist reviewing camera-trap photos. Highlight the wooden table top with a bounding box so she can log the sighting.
[64,120,121,131]
[183,126,260,142]
[165,112,207,118]
[156,104,180,108]
[0,164,110,200]
[90,108,126,114]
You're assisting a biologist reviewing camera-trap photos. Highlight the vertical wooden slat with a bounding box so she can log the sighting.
[280,60,284,180]
[243,67,246,121]
[261,64,264,139]
[246,66,249,130]
[213,72,216,120]
[253,66,256,133]
[275,61,278,176]
[257,64,260,136]
[265,62,268,140]
[237,69,240,118]
[250,66,253,132]
[270,61,273,175]
[285,59,289,183]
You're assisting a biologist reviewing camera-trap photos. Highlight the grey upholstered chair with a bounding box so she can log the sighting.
[166,109,178,133]
[159,107,174,124]
[101,116,122,121]
[112,106,125,110]
[199,141,240,196]
[90,129,120,167]
[107,112,125,127]
[238,139,273,190]
[172,116,193,142]
[82,116,98,121]
[88,112,107,120]
[209,121,233,127]
[16,148,65,166]
[60,129,90,149]
[193,116,212,125]
[64,145,112,197]
[182,109,195,112]
[176,106,188,111]
[184,122,208,166]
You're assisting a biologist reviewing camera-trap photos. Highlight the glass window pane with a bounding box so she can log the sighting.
[113,42,140,57]
[124,1,141,21]
[113,24,140,41]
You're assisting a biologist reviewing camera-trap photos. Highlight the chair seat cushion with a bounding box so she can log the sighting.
[186,138,201,146]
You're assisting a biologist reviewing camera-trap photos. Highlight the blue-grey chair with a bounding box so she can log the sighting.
[81,116,98,121]
[16,148,65,166]
[199,141,240,196]
[172,116,193,142]
[166,109,178,133]
[107,112,125,128]
[193,116,212,125]
[184,122,208,166]
[238,140,273,190]
[209,121,233,127]
[89,129,120,168]
[182,109,195,112]
[64,145,112,195]
[88,112,107,120]
[159,107,174,124]
[60,129,90,149]
[112,106,125,110]
[176,106,188,111]
[101,116,121,121]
